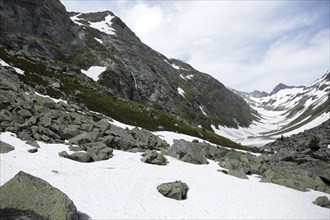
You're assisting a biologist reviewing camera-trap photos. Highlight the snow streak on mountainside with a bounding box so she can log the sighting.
[221,71,330,146]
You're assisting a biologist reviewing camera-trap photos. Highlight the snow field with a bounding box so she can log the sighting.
[0,132,328,219]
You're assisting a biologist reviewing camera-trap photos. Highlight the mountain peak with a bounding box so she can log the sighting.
[269,83,291,96]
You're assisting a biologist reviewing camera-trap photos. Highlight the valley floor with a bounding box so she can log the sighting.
[1,132,328,219]
[213,106,330,147]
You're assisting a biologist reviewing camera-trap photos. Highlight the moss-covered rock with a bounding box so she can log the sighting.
[0,171,79,219]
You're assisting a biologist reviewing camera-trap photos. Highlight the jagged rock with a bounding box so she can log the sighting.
[130,128,169,151]
[59,151,92,163]
[312,149,330,162]
[270,148,296,162]
[141,150,168,165]
[85,142,113,161]
[0,141,14,153]
[227,169,249,179]
[28,148,38,153]
[261,161,329,193]
[17,109,32,118]
[93,118,111,133]
[0,171,79,219]
[69,130,101,145]
[157,181,189,200]
[60,125,81,140]
[205,145,229,161]
[313,196,330,208]
[166,139,208,164]
[39,116,52,127]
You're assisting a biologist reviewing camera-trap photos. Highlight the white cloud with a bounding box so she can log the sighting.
[61,0,329,92]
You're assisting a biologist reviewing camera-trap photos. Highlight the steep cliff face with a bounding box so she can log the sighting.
[0,0,255,132]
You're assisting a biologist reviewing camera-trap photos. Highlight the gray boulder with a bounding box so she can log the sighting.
[312,148,330,162]
[157,181,189,200]
[69,130,100,145]
[141,150,168,165]
[85,142,113,161]
[261,161,329,193]
[59,151,92,163]
[313,196,330,208]
[0,171,79,219]
[166,139,208,164]
[0,141,15,153]
[270,148,296,162]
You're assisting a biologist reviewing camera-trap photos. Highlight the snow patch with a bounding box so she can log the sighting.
[0,131,328,219]
[34,92,68,104]
[81,66,106,81]
[94,37,103,44]
[199,105,207,116]
[89,15,116,35]
[178,87,185,97]
[0,59,24,75]
[70,13,84,26]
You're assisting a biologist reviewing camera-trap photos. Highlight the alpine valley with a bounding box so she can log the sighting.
[0,0,329,219]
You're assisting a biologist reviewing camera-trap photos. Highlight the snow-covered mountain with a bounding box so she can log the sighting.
[220,71,330,146]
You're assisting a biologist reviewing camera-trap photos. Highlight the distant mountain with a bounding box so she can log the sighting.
[230,71,330,139]
[269,83,304,96]
[0,0,256,148]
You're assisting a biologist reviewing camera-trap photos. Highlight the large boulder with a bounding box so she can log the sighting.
[85,142,113,161]
[313,196,330,208]
[0,141,15,153]
[141,150,168,165]
[157,181,189,200]
[0,171,79,219]
[166,139,208,164]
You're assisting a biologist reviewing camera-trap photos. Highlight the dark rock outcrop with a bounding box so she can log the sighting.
[0,171,79,220]
[157,181,189,200]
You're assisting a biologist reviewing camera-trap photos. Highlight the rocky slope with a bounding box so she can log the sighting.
[0,0,254,136]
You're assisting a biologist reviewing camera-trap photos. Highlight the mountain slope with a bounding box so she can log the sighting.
[0,0,257,150]
[0,0,254,131]
[220,71,330,145]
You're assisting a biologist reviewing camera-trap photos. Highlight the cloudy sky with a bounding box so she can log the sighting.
[61,0,329,92]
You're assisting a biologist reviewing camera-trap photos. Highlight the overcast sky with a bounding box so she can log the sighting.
[61,0,329,92]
